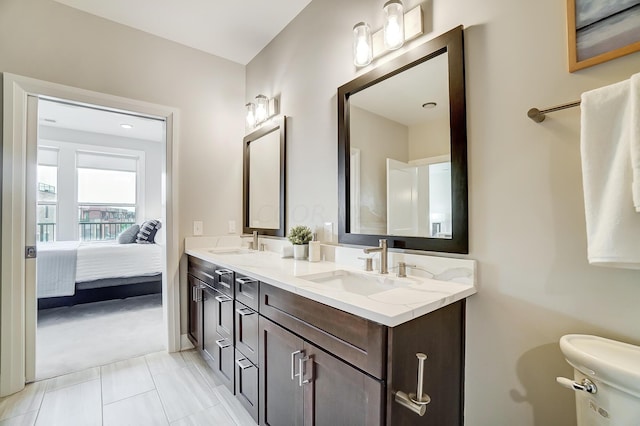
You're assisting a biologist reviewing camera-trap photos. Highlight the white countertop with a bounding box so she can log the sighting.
[185,243,477,327]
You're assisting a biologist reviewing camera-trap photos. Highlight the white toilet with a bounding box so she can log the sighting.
[557,334,640,426]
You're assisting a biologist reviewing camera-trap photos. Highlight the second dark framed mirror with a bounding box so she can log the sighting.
[243,116,286,237]
[338,26,468,253]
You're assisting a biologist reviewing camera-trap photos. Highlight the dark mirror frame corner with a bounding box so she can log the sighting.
[243,115,287,238]
[337,26,468,254]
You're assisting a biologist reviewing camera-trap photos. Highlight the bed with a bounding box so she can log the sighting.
[37,241,163,309]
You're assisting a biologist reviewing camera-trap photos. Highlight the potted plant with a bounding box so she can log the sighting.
[288,225,313,259]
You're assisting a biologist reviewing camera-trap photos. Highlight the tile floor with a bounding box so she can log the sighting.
[0,350,258,426]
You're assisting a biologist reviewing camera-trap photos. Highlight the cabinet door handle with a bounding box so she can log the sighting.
[235,307,255,316]
[215,338,231,349]
[236,358,253,370]
[299,355,313,386]
[290,350,302,380]
[192,286,196,302]
[215,295,232,303]
[215,269,233,276]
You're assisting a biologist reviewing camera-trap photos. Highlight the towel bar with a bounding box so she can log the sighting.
[527,100,581,123]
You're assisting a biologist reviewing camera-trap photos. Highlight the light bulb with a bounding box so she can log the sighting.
[245,103,256,127]
[255,95,268,123]
[384,0,404,50]
[353,22,372,67]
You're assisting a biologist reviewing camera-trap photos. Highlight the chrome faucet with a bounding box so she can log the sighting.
[363,239,388,274]
[252,230,259,251]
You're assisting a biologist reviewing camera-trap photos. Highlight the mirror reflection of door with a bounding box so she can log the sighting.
[386,157,451,238]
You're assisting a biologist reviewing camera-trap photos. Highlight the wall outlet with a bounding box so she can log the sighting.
[228,220,236,234]
[323,222,333,243]
[193,221,203,236]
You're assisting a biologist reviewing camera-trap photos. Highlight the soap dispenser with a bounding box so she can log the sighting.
[308,232,321,262]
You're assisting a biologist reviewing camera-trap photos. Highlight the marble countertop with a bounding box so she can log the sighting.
[185,245,476,327]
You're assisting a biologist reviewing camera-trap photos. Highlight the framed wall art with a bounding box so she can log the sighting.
[567,0,640,72]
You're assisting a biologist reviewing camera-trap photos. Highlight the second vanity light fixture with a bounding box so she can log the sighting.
[353,1,424,67]
[245,94,278,129]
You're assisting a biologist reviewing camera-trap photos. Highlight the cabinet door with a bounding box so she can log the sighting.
[201,285,218,364]
[302,342,384,426]
[187,275,203,349]
[259,317,304,426]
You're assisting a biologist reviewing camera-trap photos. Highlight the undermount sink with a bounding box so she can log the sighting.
[208,248,254,255]
[298,269,407,296]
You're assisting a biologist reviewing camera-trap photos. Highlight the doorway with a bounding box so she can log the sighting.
[34,99,166,380]
[1,73,181,396]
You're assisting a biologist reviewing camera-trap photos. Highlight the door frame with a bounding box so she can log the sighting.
[1,73,181,396]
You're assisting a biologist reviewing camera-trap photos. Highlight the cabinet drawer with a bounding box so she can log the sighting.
[188,257,217,287]
[260,283,387,379]
[235,301,258,365]
[214,268,234,297]
[235,275,259,311]
[214,333,235,393]
[235,350,259,423]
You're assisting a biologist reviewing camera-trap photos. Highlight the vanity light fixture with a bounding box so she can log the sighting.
[352,4,423,67]
[353,22,373,67]
[245,102,256,127]
[383,0,404,50]
[245,95,279,130]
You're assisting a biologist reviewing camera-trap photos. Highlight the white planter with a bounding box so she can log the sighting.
[293,244,308,260]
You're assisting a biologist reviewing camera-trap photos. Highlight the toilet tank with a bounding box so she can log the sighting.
[558,334,640,426]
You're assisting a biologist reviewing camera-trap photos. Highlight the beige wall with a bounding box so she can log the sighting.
[408,118,450,160]
[247,0,640,424]
[0,0,245,334]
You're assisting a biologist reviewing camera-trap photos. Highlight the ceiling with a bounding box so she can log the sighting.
[38,99,165,142]
[53,0,312,65]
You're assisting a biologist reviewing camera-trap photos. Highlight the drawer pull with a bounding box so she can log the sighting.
[290,350,302,380]
[236,307,255,316]
[215,295,232,303]
[215,269,233,276]
[236,358,253,370]
[200,271,215,280]
[215,338,231,349]
[236,277,257,285]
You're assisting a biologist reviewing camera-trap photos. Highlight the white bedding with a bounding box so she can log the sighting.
[76,242,163,282]
[37,241,163,298]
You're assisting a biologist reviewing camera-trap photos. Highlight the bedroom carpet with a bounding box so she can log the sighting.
[37,294,165,381]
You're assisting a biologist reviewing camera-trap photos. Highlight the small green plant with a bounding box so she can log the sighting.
[287,225,313,245]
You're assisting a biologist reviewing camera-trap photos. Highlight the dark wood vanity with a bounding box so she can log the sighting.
[187,255,466,425]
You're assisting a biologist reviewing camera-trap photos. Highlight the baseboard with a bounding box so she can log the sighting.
[180,334,195,350]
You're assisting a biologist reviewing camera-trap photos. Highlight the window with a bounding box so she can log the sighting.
[37,147,59,242]
[76,152,139,241]
[37,165,58,242]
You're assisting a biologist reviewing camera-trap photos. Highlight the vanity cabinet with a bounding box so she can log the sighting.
[259,282,464,426]
[186,255,466,425]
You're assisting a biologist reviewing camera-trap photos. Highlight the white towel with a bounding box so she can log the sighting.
[630,73,640,212]
[580,79,640,269]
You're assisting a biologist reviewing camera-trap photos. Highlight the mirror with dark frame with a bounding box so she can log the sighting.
[338,26,468,253]
[243,116,286,237]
